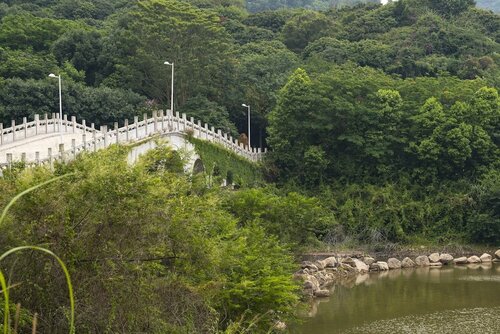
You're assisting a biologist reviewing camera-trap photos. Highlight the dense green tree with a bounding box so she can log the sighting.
[282,10,334,52]
[100,0,233,108]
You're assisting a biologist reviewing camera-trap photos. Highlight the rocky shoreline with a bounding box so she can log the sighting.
[295,249,500,298]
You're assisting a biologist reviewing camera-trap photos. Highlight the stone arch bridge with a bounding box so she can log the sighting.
[0,111,264,174]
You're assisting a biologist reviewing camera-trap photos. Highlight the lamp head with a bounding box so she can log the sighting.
[242,103,248,107]
[164,61,172,65]
[49,73,57,78]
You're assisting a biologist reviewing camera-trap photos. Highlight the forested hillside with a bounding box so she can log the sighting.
[0,0,499,331]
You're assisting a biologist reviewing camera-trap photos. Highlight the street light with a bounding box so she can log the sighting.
[242,103,250,148]
[49,73,63,135]
[164,61,174,114]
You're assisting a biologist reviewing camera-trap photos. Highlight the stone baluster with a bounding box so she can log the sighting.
[153,110,158,133]
[159,110,164,131]
[35,151,40,164]
[44,114,48,134]
[204,123,209,140]
[11,120,15,142]
[92,129,97,152]
[59,143,65,162]
[134,116,139,139]
[48,148,53,169]
[82,133,87,150]
[53,113,57,132]
[72,139,76,158]
[63,114,68,132]
[23,117,27,139]
[143,113,148,136]
[72,116,77,133]
[101,125,108,147]
[35,114,40,135]
[114,122,119,144]
[125,119,129,141]
[0,123,3,145]
[6,153,12,168]
[21,152,26,162]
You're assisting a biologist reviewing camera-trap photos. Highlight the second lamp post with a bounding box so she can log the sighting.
[164,61,174,113]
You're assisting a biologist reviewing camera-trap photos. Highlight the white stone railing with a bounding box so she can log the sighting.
[0,110,265,171]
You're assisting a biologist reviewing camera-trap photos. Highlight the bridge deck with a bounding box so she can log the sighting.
[0,111,264,168]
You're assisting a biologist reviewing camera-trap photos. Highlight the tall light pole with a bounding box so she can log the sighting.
[164,61,174,113]
[242,103,250,148]
[49,73,63,136]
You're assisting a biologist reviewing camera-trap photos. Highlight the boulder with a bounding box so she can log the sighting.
[401,257,416,268]
[495,249,500,260]
[480,253,492,262]
[467,255,481,264]
[314,260,325,270]
[363,256,375,266]
[314,289,331,298]
[429,262,443,268]
[274,321,287,331]
[343,257,369,273]
[323,256,337,268]
[339,262,357,273]
[415,255,430,267]
[375,261,389,271]
[453,256,468,264]
[428,253,440,263]
[387,258,402,269]
[301,261,318,272]
[439,253,454,264]
[303,275,320,291]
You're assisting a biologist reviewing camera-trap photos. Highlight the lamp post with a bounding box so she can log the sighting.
[164,61,174,114]
[242,103,250,148]
[49,73,63,136]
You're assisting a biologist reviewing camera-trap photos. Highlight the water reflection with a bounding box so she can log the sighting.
[294,263,500,334]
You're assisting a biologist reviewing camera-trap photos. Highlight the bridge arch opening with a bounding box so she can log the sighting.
[192,158,205,174]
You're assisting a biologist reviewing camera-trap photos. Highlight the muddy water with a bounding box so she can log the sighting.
[294,263,500,334]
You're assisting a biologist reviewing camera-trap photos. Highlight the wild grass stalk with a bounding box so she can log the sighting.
[0,173,76,334]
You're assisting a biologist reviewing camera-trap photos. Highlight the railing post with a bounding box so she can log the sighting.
[53,113,57,132]
[93,129,97,152]
[82,133,87,151]
[101,125,108,147]
[6,153,12,168]
[204,123,209,140]
[82,119,86,131]
[72,116,77,133]
[64,114,68,133]
[23,117,27,139]
[114,122,119,144]
[44,114,48,134]
[35,151,40,164]
[59,143,65,162]
[0,123,3,145]
[124,119,129,142]
[153,110,158,133]
[72,139,76,159]
[35,114,40,135]
[48,148,53,169]
[182,113,187,131]
[143,113,148,136]
[134,116,139,139]
[159,110,164,131]
[11,120,15,142]
[21,152,26,162]
[197,120,202,138]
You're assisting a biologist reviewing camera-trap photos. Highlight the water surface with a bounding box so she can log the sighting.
[294,263,500,334]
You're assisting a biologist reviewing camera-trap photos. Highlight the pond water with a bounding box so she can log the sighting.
[293,263,500,334]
